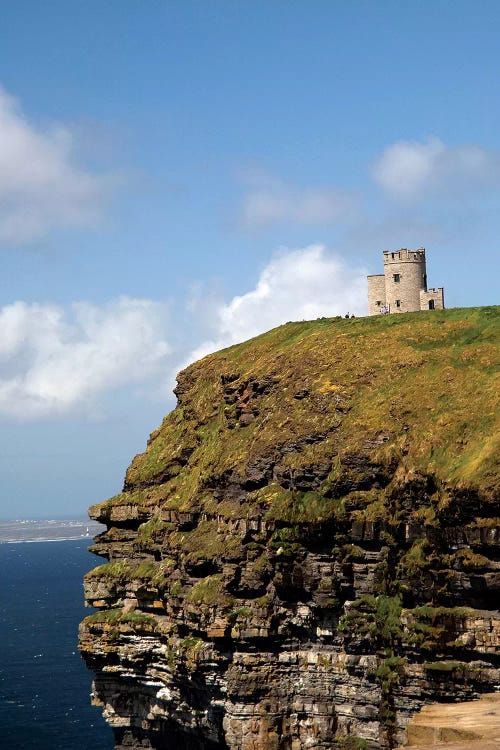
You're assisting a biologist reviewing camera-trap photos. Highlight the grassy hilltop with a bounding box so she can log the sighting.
[93,306,499,524]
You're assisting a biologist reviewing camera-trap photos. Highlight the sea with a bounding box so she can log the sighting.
[0,520,114,749]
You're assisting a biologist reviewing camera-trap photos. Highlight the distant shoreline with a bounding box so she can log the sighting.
[0,520,105,544]
[0,536,96,545]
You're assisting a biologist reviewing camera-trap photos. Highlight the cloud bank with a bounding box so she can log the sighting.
[187,245,367,362]
[0,87,115,243]
[0,247,366,419]
[0,298,170,418]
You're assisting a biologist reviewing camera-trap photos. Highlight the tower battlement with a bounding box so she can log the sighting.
[367,248,444,315]
[383,248,426,264]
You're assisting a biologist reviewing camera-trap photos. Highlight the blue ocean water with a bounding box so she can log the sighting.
[0,539,113,749]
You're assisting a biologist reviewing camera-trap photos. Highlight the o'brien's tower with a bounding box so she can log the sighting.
[367,248,444,316]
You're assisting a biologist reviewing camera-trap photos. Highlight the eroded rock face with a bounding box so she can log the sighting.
[79,310,500,750]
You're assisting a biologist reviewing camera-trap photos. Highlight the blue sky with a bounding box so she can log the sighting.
[0,1,498,517]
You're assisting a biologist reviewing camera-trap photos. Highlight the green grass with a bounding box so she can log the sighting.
[165,520,243,563]
[186,574,229,606]
[89,307,499,525]
[409,605,473,621]
[85,558,173,586]
[423,661,469,673]
[83,608,157,630]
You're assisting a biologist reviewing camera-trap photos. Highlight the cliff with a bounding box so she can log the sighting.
[79,306,500,750]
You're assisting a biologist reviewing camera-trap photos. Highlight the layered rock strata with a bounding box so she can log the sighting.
[79,308,500,750]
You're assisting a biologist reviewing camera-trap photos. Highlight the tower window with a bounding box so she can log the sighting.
[376,301,381,306]
[428,299,435,310]
[393,273,400,282]
[395,300,401,308]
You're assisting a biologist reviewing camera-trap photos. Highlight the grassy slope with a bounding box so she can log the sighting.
[91,307,499,522]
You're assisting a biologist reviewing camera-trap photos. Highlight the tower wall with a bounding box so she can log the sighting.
[383,249,427,314]
[367,274,386,316]
[420,287,445,311]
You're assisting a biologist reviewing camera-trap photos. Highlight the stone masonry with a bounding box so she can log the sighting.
[367,248,444,315]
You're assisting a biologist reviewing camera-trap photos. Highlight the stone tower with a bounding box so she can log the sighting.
[367,248,444,316]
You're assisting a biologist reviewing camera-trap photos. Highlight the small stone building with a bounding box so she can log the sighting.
[367,248,444,316]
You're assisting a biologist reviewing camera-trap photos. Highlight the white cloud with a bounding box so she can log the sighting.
[0,298,170,418]
[0,249,369,417]
[373,137,500,200]
[242,173,357,227]
[0,87,116,243]
[186,245,367,362]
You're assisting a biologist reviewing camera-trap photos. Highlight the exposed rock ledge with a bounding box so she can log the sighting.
[399,692,500,748]
[79,308,500,749]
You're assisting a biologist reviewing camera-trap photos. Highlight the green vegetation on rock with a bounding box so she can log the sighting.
[81,307,499,750]
[89,307,499,526]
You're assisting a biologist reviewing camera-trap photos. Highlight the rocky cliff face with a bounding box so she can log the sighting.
[79,307,500,750]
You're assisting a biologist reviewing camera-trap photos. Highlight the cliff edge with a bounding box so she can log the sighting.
[79,306,500,750]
